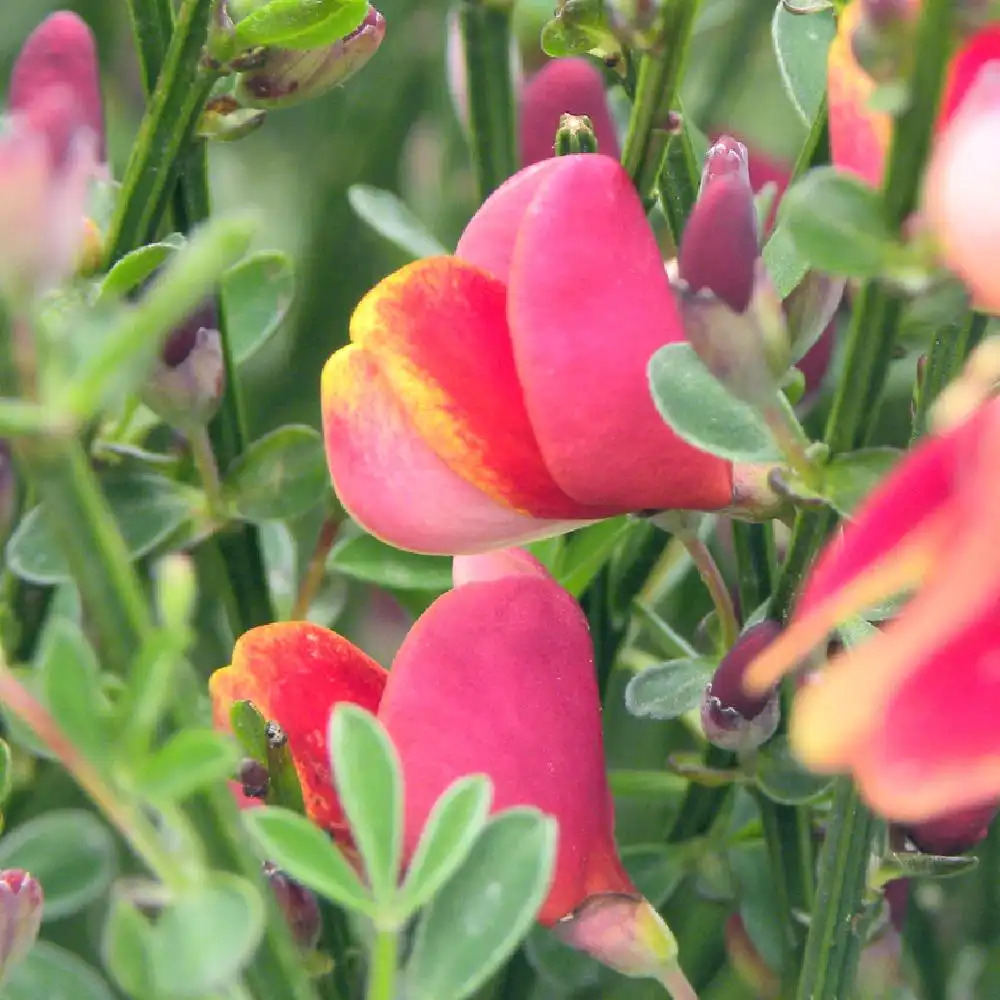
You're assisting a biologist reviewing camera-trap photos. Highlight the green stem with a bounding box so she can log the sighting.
[366,929,399,1000]
[794,779,880,1000]
[124,0,174,95]
[911,310,987,440]
[621,0,703,198]
[105,0,220,263]
[460,0,518,200]
[190,425,226,520]
[679,533,738,649]
[291,512,341,620]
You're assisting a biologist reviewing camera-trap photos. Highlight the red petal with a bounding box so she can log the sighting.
[345,256,607,519]
[210,623,388,836]
[379,575,634,924]
[940,25,1000,127]
[507,153,733,510]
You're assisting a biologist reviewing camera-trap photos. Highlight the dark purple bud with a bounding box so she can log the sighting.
[238,758,270,800]
[264,863,322,950]
[142,302,224,430]
[904,800,1000,856]
[0,869,43,977]
[8,12,105,163]
[678,136,759,314]
[701,620,783,753]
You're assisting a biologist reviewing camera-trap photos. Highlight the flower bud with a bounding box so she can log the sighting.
[701,620,783,754]
[0,869,43,978]
[141,301,225,431]
[903,799,1000,855]
[554,113,599,155]
[922,62,1000,315]
[235,5,385,109]
[197,95,267,142]
[263,862,322,950]
[679,136,759,314]
[8,12,106,163]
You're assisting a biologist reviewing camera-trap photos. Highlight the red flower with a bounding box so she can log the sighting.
[211,551,690,985]
[828,1,1000,185]
[322,153,748,554]
[745,399,1000,821]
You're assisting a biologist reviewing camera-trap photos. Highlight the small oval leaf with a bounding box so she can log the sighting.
[226,425,328,522]
[624,658,715,721]
[772,3,837,125]
[1,941,115,1000]
[133,730,239,803]
[223,251,295,365]
[648,343,782,463]
[348,186,449,260]
[754,735,833,805]
[404,809,557,1000]
[0,810,117,921]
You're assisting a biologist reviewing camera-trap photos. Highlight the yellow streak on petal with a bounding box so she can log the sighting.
[743,519,941,694]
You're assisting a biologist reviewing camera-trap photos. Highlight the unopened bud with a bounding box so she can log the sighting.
[235,5,385,109]
[680,136,759,313]
[701,621,783,754]
[904,799,1000,855]
[141,301,225,430]
[263,862,322,950]
[0,869,43,978]
[154,553,197,631]
[554,113,599,155]
[238,758,270,800]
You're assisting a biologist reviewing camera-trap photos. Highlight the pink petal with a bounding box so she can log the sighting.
[379,574,634,924]
[507,153,734,510]
[455,157,567,285]
[321,345,588,554]
[9,12,105,162]
[452,548,550,587]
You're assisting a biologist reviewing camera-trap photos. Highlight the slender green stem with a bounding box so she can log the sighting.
[124,0,174,95]
[621,0,703,198]
[679,533,738,649]
[366,929,399,1000]
[666,744,734,842]
[291,512,341,620]
[190,425,226,520]
[460,0,518,200]
[794,780,880,1000]
[15,436,151,676]
[106,0,220,263]
[911,310,988,440]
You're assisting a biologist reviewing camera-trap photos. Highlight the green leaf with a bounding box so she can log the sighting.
[328,704,403,906]
[763,224,809,299]
[330,531,453,591]
[102,894,155,998]
[243,807,373,915]
[820,448,900,516]
[772,2,837,125]
[525,926,601,992]
[146,874,264,997]
[622,844,685,907]
[878,851,979,882]
[0,740,12,807]
[404,809,557,1000]
[624,658,715,720]
[556,518,631,597]
[7,473,199,585]
[397,775,492,918]
[648,343,783,462]
[226,425,328,522]
[233,0,367,49]
[230,699,269,760]
[35,618,108,763]
[0,810,116,921]
[133,730,239,802]
[96,238,183,302]
[779,167,899,278]
[1,942,115,1000]
[754,735,833,805]
[224,251,295,365]
[348,186,449,260]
